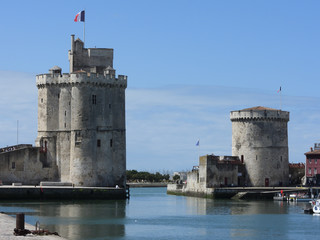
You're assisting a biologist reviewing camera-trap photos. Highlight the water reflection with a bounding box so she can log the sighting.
[185,197,290,215]
[0,200,126,240]
[0,188,316,240]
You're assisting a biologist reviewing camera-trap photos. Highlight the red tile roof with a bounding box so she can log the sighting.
[305,149,320,155]
[241,106,279,111]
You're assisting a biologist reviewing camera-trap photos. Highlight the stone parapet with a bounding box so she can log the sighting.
[36,72,127,88]
[230,109,289,122]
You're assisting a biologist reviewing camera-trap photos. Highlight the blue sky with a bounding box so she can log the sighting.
[0,1,319,172]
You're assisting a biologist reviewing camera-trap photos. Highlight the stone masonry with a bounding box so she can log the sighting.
[230,106,289,187]
[34,35,127,187]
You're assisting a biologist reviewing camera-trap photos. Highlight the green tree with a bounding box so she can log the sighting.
[173,175,180,181]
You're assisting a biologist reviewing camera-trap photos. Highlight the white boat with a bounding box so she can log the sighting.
[273,193,286,201]
[310,199,320,214]
[287,193,313,202]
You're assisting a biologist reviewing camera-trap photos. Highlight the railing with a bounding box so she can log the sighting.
[0,144,32,153]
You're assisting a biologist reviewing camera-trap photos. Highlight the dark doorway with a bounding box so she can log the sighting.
[265,178,269,187]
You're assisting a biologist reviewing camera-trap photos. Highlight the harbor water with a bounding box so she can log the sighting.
[1,187,320,240]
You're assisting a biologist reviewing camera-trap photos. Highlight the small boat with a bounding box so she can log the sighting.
[287,193,313,202]
[287,194,297,201]
[273,193,286,201]
[310,199,320,214]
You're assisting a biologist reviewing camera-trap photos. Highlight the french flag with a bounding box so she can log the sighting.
[74,10,85,22]
[277,86,281,93]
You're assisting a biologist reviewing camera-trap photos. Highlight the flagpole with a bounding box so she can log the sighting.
[17,120,19,145]
[277,86,282,110]
[196,139,200,161]
[280,89,282,110]
[280,87,282,110]
[83,21,85,47]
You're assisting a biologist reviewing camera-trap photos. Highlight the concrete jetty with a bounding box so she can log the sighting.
[0,213,66,240]
[0,185,127,200]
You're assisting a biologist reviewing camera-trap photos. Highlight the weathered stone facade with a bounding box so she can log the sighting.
[35,36,127,187]
[170,155,245,197]
[0,36,127,187]
[230,106,289,187]
[0,145,58,185]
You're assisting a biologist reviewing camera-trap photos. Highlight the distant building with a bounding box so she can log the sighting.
[0,35,127,187]
[304,143,320,185]
[188,155,245,189]
[168,154,245,197]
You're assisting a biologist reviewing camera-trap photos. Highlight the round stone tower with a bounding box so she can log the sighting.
[230,106,289,187]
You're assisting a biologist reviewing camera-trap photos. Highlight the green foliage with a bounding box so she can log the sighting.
[126,170,170,182]
[173,175,180,181]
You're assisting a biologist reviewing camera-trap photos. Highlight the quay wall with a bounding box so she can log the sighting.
[0,186,126,200]
[167,184,310,199]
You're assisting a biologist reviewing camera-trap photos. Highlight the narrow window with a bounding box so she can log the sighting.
[97,139,101,147]
[280,156,283,162]
[241,155,244,163]
[41,98,43,103]
[256,155,258,160]
[92,95,97,105]
[65,111,66,116]
[110,139,113,147]
[315,168,317,175]
[64,123,66,128]
[309,168,312,174]
[316,159,318,164]
[309,159,312,164]
[109,104,111,109]
[12,162,15,169]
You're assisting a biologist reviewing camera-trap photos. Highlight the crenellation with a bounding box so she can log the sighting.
[36,72,127,89]
[230,109,289,121]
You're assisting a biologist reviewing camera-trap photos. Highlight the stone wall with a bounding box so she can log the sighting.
[0,145,58,185]
[182,155,243,196]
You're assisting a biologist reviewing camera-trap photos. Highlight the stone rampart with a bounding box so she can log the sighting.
[36,72,127,88]
[230,109,289,122]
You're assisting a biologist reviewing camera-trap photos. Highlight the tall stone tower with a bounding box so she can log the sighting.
[230,106,289,187]
[35,35,127,187]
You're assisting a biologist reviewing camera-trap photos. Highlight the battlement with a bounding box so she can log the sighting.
[36,72,127,88]
[230,106,289,122]
[69,35,114,73]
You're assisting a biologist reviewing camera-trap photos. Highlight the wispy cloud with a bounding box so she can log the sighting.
[126,86,320,171]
